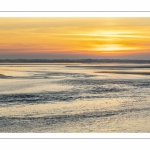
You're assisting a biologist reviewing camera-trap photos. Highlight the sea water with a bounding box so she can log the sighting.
[0,63,150,132]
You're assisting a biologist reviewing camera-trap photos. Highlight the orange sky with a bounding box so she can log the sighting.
[0,17,150,59]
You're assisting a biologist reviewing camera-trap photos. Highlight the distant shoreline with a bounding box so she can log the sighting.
[0,59,150,64]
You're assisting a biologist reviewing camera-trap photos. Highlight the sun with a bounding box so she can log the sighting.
[93,44,137,56]
[100,44,125,51]
[95,44,128,52]
[91,30,138,55]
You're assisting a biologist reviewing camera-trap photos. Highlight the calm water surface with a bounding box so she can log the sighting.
[0,63,150,132]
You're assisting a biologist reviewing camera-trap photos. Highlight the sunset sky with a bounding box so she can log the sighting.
[0,17,150,59]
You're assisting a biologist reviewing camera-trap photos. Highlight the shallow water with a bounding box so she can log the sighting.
[0,63,150,132]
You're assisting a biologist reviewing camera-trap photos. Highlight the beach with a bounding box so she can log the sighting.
[0,62,150,132]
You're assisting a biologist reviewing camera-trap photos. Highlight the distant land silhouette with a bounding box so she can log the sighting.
[0,59,150,64]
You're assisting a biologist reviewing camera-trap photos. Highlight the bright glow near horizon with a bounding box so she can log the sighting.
[0,17,150,59]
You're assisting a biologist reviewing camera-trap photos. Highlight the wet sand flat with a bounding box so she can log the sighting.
[0,63,150,132]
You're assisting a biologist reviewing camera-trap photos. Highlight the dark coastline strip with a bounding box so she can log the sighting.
[0,59,150,63]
